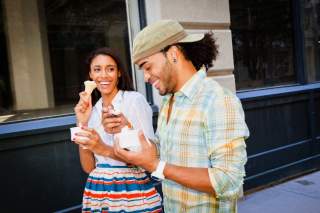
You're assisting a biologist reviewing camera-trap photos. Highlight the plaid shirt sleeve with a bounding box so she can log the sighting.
[205,93,249,199]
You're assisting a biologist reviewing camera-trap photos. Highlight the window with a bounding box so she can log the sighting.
[230,0,297,90]
[302,0,320,82]
[0,2,13,118]
[0,0,132,123]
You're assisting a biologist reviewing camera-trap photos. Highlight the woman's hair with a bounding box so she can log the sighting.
[85,47,134,104]
[163,32,219,71]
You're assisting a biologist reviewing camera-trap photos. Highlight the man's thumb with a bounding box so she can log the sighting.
[138,130,151,146]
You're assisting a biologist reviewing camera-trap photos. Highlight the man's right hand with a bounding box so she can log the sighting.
[74,91,92,126]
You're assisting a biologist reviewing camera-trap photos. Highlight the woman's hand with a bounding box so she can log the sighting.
[73,126,109,156]
[101,105,131,134]
[74,91,92,126]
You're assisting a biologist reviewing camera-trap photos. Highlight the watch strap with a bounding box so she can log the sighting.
[151,161,166,180]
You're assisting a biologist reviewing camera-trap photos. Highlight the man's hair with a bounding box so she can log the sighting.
[163,32,218,71]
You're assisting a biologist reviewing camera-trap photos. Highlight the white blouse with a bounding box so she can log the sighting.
[88,90,155,166]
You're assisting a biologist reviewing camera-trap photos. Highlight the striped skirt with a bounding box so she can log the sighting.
[82,164,163,213]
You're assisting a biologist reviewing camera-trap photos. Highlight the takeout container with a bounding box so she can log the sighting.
[117,128,141,152]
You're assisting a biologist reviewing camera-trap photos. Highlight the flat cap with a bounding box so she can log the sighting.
[132,20,204,64]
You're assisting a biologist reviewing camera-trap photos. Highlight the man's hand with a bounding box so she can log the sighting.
[114,131,159,172]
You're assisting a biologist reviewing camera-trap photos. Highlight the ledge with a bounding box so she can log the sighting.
[0,104,160,139]
[0,115,76,139]
[237,83,320,101]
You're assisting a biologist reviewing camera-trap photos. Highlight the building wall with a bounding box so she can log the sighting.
[3,0,54,110]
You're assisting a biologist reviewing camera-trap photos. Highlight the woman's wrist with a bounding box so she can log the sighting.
[77,121,88,127]
[96,143,112,157]
[79,146,91,153]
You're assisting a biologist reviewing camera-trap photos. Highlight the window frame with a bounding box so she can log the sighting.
[137,0,154,105]
[236,0,320,99]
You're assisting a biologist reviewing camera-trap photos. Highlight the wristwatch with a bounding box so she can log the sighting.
[151,161,166,181]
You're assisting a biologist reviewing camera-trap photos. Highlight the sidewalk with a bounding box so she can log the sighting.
[238,171,320,213]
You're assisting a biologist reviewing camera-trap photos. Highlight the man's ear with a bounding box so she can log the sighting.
[168,46,179,63]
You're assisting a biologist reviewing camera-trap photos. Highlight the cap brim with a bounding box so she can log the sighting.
[179,33,204,43]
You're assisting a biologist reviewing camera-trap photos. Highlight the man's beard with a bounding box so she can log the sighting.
[158,61,175,96]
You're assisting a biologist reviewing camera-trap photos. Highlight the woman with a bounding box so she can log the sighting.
[73,47,162,212]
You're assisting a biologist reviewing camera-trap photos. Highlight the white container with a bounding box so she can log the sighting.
[117,128,141,152]
[70,127,89,141]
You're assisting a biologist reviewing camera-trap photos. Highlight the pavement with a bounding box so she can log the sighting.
[238,171,320,213]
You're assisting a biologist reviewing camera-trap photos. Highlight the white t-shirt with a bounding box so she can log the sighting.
[88,90,155,166]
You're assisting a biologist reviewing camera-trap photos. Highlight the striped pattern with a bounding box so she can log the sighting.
[156,67,249,213]
[82,164,162,213]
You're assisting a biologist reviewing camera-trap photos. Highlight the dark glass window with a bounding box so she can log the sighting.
[45,0,131,106]
[0,2,13,118]
[230,0,297,90]
[0,0,130,123]
[302,0,320,82]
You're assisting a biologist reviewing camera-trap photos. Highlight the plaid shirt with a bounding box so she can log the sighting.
[155,67,249,213]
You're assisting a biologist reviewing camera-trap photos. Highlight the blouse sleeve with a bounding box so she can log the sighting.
[126,92,156,141]
[87,107,98,128]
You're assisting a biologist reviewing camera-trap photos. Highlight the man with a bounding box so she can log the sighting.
[114,19,250,213]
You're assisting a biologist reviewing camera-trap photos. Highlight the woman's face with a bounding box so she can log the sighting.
[89,54,121,96]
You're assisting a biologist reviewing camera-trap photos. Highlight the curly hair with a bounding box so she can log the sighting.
[179,32,218,71]
[163,32,219,71]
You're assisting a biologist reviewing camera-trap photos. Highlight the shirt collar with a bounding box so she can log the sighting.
[94,90,123,113]
[111,90,124,110]
[162,66,206,103]
[176,66,206,100]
